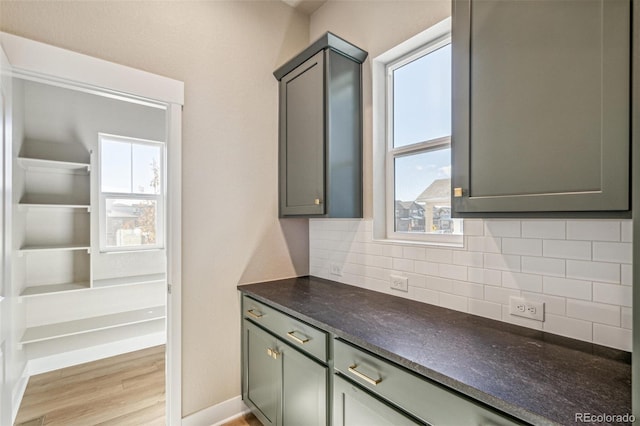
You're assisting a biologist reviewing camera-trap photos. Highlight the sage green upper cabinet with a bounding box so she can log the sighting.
[452,0,631,215]
[274,33,367,217]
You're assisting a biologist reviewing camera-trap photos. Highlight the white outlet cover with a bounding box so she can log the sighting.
[389,275,408,292]
[329,263,343,276]
[509,296,544,322]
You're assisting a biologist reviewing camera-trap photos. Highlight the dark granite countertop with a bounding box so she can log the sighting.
[238,276,631,426]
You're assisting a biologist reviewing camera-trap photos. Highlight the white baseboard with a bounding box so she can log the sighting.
[182,395,250,426]
[11,364,29,425]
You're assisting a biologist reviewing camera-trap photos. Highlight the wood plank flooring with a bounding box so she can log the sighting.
[15,345,166,426]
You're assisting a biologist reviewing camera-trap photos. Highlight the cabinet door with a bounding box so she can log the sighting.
[282,344,328,426]
[279,51,325,216]
[452,0,630,214]
[333,375,422,426]
[243,320,282,426]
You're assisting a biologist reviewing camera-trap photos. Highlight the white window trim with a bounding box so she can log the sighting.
[372,17,462,246]
[98,133,166,252]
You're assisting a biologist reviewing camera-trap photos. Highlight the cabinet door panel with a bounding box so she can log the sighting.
[452,0,630,214]
[280,51,325,216]
[244,321,281,426]
[282,345,327,426]
[333,375,422,426]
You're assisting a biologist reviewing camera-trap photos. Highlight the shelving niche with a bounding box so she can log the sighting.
[12,78,169,374]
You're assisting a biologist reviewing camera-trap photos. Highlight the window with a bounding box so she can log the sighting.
[375,18,462,244]
[99,134,164,251]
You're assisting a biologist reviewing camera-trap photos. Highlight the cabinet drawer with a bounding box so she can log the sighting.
[334,339,521,426]
[242,295,328,362]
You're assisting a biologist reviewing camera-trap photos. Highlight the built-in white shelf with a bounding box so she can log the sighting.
[92,273,166,288]
[18,157,90,173]
[20,306,166,345]
[19,244,90,253]
[19,203,90,211]
[20,282,90,297]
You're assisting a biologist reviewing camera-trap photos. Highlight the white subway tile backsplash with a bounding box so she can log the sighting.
[439,293,468,312]
[468,299,502,320]
[413,287,439,305]
[463,219,484,236]
[566,300,620,326]
[543,277,591,300]
[593,282,632,307]
[592,242,632,264]
[521,220,565,239]
[484,253,520,271]
[468,268,502,286]
[415,261,438,276]
[452,280,484,300]
[621,264,632,286]
[403,246,426,261]
[543,314,592,342]
[542,240,591,260]
[485,286,521,305]
[467,236,501,253]
[566,220,620,242]
[308,218,631,351]
[425,276,453,293]
[426,248,453,264]
[362,254,393,269]
[452,251,484,267]
[392,258,414,273]
[621,220,632,243]
[521,256,565,277]
[382,244,403,258]
[593,324,631,351]
[502,238,542,256]
[484,220,521,238]
[566,260,619,284]
[501,272,543,293]
[439,264,468,281]
[622,307,632,329]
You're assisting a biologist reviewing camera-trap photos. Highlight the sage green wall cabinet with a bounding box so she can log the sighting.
[452,0,631,215]
[333,375,421,426]
[274,33,368,217]
[241,296,329,426]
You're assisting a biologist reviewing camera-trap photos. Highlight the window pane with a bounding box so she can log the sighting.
[105,198,158,247]
[394,148,462,234]
[393,44,451,148]
[132,144,161,194]
[101,140,131,193]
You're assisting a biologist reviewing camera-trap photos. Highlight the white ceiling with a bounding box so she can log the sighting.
[281,0,327,15]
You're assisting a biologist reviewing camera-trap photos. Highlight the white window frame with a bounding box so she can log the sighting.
[98,133,165,252]
[373,17,462,246]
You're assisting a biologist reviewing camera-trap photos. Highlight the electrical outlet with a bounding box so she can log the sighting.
[509,296,544,322]
[389,275,408,292]
[330,263,343,276]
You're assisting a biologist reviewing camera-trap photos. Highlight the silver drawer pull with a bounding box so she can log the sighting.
[287,330,310,344]
[348,364,382,386]
[247,309,263,319]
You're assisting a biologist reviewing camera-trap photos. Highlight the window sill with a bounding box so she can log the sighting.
[372,236,464,249]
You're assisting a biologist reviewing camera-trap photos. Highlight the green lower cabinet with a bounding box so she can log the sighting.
[282,343,328,425]
[244,320,281,426]
[242,319,328,426]
[333,375,423,426]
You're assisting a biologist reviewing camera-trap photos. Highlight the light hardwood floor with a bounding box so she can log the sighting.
[15,344,262,426]
[15,345,166,426]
